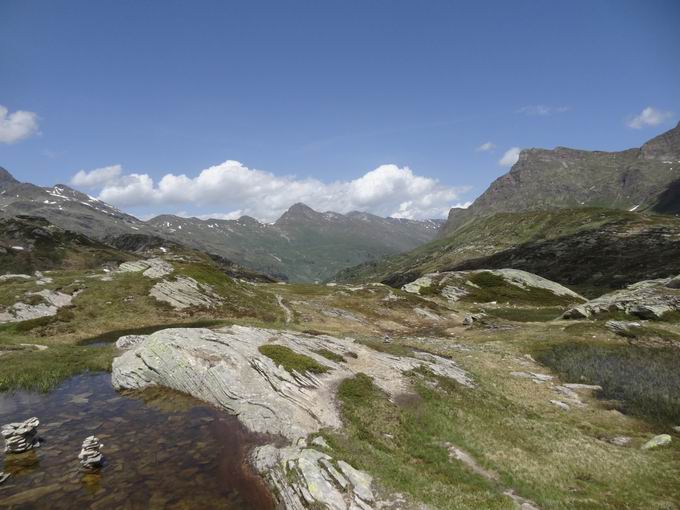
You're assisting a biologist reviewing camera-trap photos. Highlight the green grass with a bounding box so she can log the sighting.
[0,344,115,392]
[312,348,345,363]
[258,344,329,374]
[536,342,680,423]
[328,373,511,509]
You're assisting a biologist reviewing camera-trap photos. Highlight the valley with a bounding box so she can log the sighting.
[1,123,679,510]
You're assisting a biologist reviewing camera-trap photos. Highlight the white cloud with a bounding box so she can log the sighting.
[517,105,570,116]
[499,147,521,167]
[0,105,40,144]
[70,165,123,188]
[475,141,495,152]
[73,160,469,221]
[627,106,673,129]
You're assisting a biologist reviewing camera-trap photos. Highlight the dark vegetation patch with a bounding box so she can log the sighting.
[536,342,680,423]
[485,307,564,322]
[258,344,329,374]
[461,272,575,306]
[312,348,345,363]
[78,320,229,345]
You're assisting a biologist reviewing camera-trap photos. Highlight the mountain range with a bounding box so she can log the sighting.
[0,168,441,282]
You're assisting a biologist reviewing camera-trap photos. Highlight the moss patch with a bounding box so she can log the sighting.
[258,344,329,374]
[312,348,345,363]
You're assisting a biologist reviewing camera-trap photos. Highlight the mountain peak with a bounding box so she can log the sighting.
[0,167,19,184]
[275,203,323,224]
[641,121,680,160]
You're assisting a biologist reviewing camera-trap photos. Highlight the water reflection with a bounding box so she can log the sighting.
[0,373,275,509]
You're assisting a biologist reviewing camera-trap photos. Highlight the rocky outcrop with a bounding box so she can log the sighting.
[402,269,583,304]
[118,258,173,279]
[2,417,40,453]
[253,445,376,510]
[149,276,222,309]
[563,276,680,319]
[112,326,472,509]
[0,289,77,323]
[112,326,471,440]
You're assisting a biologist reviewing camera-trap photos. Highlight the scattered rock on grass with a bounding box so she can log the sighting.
[641,434,672,450]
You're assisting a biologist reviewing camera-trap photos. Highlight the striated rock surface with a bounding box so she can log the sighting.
[253,445,375,510]
[112,326,471,440]
[149,276,222,309]
[563,276,680,319]
[118,258,173,279]
[2,417,40,453]
[0,289,77,323]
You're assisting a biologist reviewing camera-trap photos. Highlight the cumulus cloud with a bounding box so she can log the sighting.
[517,105,569,116]
[475,141,495,152]
[627,106,673,129]
[499,147,521,167]
[70,165,123,188]
[0,105,40,144]
[73,160,469,222]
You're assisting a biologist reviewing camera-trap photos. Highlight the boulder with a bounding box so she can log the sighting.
[563,277,680,320]
[641,434,672,450]
[605,320,642,337]
[115,334,147,350]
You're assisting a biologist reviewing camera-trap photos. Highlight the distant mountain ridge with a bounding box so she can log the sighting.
[0,168,442,282]
[441,122,680,236]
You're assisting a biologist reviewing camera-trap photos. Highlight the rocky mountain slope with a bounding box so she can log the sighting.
[0,168,441,282]
[0,215,133,275]
[333,208,680,296]
[441,122,680,236]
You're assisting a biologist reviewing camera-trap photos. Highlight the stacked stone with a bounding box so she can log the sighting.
[1,417,40,453]
[78,436,104,470]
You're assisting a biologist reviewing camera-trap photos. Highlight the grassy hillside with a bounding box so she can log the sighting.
[333,208,680,296]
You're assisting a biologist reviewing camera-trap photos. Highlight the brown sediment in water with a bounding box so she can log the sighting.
[0,373,276,509]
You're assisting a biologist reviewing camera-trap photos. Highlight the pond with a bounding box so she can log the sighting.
[0,373,276,509]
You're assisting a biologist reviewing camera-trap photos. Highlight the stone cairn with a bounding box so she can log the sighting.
[78,435,104,470]
[1,417,40,453]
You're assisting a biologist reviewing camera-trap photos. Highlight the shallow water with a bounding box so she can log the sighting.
[0,373,276,509]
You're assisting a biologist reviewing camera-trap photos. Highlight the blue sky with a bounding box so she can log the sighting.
[1,0,679,221]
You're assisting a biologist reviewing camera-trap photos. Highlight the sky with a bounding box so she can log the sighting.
[1,0,679,222]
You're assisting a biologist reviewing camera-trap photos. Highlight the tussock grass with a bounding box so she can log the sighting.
[536,342,680,423]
